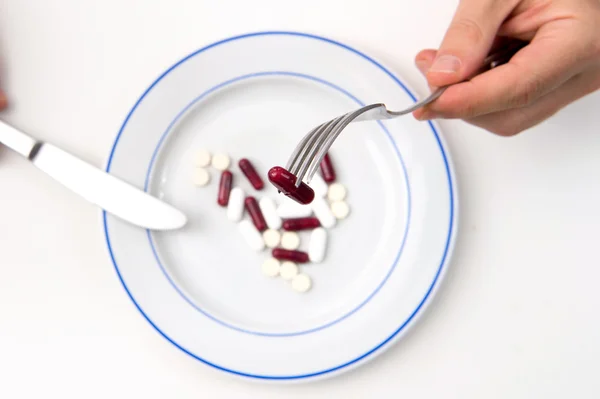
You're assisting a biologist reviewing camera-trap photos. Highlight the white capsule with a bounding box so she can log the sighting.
[238,220,265,252]
[311,197,336,228]
[212,152,231,171]
[331,200,350,220]
[261,258,280,277]
[279,261,298,280]
[309,173,328,197]
[276,198,313,218]
[194,149,212,167]
[259,197,282,230]
[308,227,327,263]
[291,274,312,293]
[327,183,347,202]
[227,187,245,222]
[262,229,281,248]
[280,231,300,250]
[192,167,210,186]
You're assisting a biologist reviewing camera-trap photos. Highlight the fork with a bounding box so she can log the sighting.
[286,41,527,187]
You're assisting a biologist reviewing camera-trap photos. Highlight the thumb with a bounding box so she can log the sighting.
[426,0,517,87]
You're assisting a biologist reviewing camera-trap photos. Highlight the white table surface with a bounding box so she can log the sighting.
[1,1,599,398]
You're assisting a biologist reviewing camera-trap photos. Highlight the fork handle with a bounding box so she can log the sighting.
[474,40,528,77]
[386,40,528,117]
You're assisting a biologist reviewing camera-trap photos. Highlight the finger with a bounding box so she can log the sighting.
[415,24,595,120]
[464,67,600,136]
[426,0,519,87]
[412,37,515,120]
[0,90,7,110]
[415,49,436,74]
[497,0,597,42]
[415,49,438,92]
[413,50,438,119]
[415,37,509,73]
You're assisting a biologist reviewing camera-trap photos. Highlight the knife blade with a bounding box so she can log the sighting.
[0,119,187,230]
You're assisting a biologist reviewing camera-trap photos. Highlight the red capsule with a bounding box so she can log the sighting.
[320,153,336,183]
[217,170,233,206]
[267,166,315,205]
[239,158,264,190]
[272,248,310,263]
[282,217,320,231]
[244,196,267,232]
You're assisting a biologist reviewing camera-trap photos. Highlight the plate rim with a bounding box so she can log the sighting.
[101,30,458,382]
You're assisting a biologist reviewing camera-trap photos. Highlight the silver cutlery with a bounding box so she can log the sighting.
[286,41,527,186]
[0,119,187,230]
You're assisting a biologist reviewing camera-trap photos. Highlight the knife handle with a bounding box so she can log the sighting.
[0,119,39,158]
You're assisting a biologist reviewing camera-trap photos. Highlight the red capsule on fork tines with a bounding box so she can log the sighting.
[244,196,267,232]
[272,248,310,263]
[282,217,320,231]
[217,170,233,206]
[239,158,264,190]
[320,153,336,183]
[267,166,315,205]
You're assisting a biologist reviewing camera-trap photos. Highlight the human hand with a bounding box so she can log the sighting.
[412,0,600,136]
[0,90,6,110]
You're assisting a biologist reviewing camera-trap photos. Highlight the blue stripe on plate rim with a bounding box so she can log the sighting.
[102,31,456,381]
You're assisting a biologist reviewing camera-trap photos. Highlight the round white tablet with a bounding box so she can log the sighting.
[261,258,280,277]
[194,149,212,167]
[279,261,298,280]
[327,183,347,202]
[262,229,281,248]
[331,200,350,219]
[192,167,211,186]
[211,153,231,171]
[291,274,312,293]
[280,231,300,250]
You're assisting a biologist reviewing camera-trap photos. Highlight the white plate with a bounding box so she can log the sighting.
[103,31,457,382]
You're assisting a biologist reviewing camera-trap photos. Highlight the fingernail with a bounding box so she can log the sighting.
[430,55,461,74]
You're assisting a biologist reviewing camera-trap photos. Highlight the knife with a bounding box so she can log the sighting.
[0,119,187,230]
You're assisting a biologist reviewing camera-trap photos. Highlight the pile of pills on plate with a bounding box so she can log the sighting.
[192,150,350,293]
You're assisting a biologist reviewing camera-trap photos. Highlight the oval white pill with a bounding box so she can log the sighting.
[227,187,245,222]
[259,197,282,230]
[280,231,300,250]
[212,153,231,171]
[308,227,327,263]
[311,197,336,228]
[331,200,350,219]
[192,167,210,186]
[327,183,347,202]
[292,274,312,293]
[277,198,313,218]
[238,220,265,252]
[279,261,298,280]
[309,173,328,197]
[195,149,212,167]
[262,229,281,248]
[261,258,280,277]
